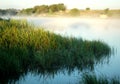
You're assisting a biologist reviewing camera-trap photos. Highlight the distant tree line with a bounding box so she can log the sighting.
[69,8,80,16]
[20,3,66,15]
[0,3,114,17]
[0,9,18,16]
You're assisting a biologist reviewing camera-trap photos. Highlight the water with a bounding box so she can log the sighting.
[10,17,120,83]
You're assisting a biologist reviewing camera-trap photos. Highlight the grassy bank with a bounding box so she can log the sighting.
[0,19,111,83]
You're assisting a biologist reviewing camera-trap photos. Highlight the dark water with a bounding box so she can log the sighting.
[4,17,120,84]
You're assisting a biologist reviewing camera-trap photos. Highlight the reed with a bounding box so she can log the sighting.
[81,74,120,84]
[0,19,111,78]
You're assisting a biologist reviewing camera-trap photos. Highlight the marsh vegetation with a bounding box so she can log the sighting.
[80,74,120,84]
[0,19,117,84]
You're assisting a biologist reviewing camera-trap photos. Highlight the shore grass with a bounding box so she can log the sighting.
[0,19,111,82]
[80,74,120,84]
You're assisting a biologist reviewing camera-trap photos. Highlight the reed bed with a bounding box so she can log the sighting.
[0,19,111,78]
[80,74,120,84]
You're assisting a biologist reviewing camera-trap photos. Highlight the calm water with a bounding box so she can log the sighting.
[12,17,120,84]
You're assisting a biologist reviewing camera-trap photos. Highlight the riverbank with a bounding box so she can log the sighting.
[17,8,120,19]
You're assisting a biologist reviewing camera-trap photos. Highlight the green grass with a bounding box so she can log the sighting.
[0,19,111,83]
[80,74,120,84]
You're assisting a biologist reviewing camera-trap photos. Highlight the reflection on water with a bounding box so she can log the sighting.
[70,22,90,29]
[2,17,120,84]
[28,17,120,81]
[1,43,110,84]
[15,71,80,84]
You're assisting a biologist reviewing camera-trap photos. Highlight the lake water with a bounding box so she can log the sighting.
[12,17,120,84]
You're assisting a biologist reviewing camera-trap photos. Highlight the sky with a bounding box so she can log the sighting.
[0,0,120,9]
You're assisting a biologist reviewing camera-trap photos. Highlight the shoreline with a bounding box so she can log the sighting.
[8,15,120,20]
[1,12,120,20]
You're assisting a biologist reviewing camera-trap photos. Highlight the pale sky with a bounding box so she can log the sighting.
[0,0,120,9]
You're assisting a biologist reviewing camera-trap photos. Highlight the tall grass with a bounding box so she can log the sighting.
[80,74,120,84]
[0,19,111,83]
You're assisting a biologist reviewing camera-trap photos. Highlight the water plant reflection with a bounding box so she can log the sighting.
[0,19,111,84]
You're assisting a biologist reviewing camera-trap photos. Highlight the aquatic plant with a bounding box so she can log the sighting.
[80,74,120,84]
[0,19,111,83]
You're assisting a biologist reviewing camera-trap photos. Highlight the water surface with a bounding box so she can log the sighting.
[12,17,120,84]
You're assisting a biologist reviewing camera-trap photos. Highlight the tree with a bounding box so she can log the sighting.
[6,9,18,15]
[69,8,80,16]
[33,5,49,14]
[0,9,18,15]
[20,8,33,15]
[49,3,66,13]
[19,3,66,14]
[104,8,109,14]
[49,4,58,13]
[86,7,90,11]
[0,9,6,15]
[57,3,66,11]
